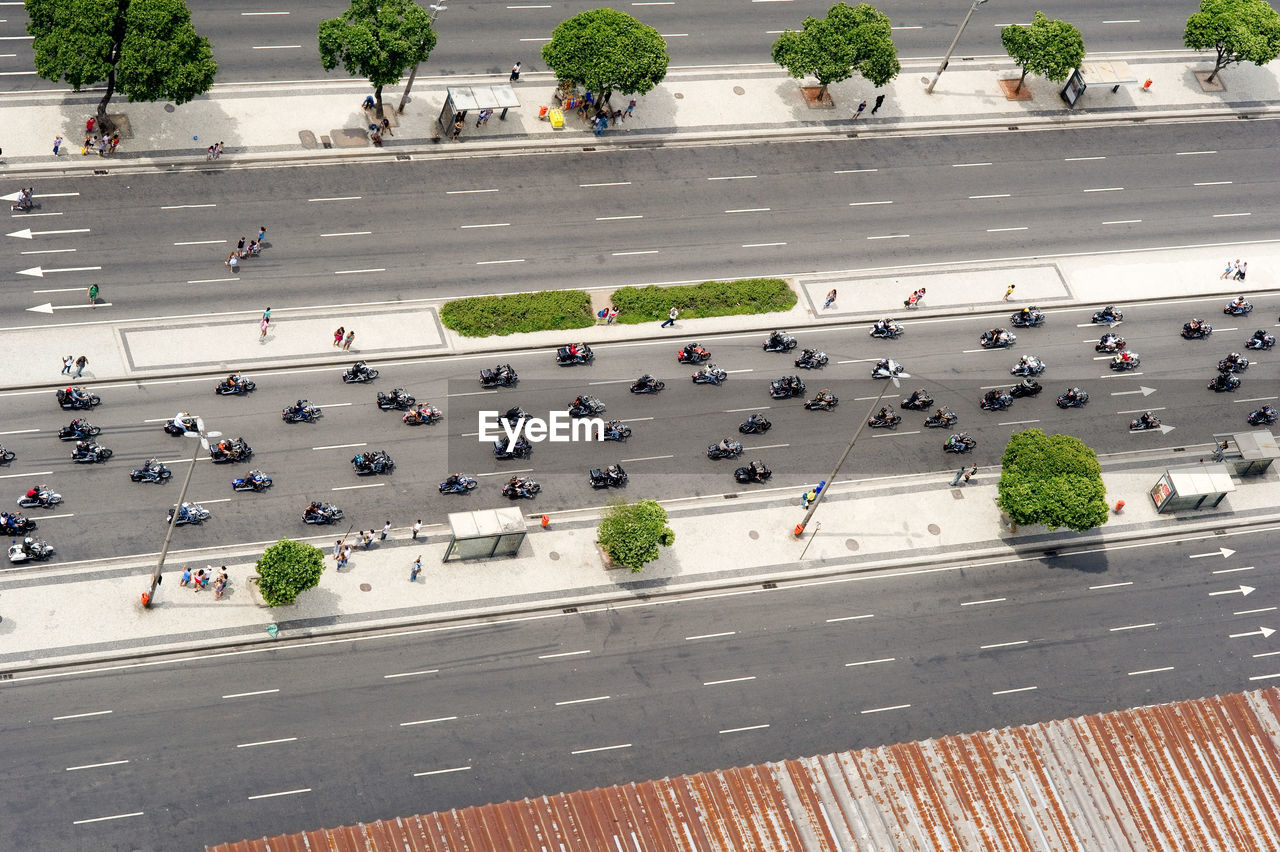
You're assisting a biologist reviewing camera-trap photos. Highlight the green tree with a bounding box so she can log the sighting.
[26,0,216,128]
[319,0,438,118]
[254,539,326,607]
[1184,0,1280,84]
[997,429,1108,533]
[597,499,674,573]
[541,8,669,101]
[1000,11,1086,94]
[771,2,901,100]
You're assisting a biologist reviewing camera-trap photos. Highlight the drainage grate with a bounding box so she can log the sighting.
[1173,446,1186,452]
[1043,550,1059,558]
[396,154,410,161]
[563,607,578,614]
[723,493,739,499]
[762,582,777,590]
[1007,125,1019,130]
[1213,529,1227,536]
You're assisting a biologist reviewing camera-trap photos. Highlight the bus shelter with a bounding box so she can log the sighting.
[1061,60,1139,106]
[437,84,521,139]
[1212,430,1280,476]
[1150,463,1235,513]
[444,507,527,561]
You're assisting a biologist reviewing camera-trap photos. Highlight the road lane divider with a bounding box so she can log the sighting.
[332,483,385,491]
[991,686,1038,695]
[413,766,471,777]
[719,724,770,734]
[312,443,366,450]
[383,670,439,679]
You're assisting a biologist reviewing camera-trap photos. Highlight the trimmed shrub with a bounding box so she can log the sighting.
[597,499,675,572]
[441,290,594,337]
[611,277,795,324]
[254,539,325,607]
[997,428,1108,533]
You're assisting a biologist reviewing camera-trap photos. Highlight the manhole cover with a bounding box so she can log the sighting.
[733,86,745,95]
[359,583,372,591]
[846,539,859,551]
[164,104,175,113]
[928,523,941,535]
[748,530,759,540]
[673,92,684,99]
[548,551,560,561]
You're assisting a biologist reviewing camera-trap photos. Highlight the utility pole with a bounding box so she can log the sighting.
[143,418,219,608]
[397,3,447,114]
[925,0,989,95]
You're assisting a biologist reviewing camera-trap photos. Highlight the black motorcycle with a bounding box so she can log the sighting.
[1248,406,1278,426]
[734,464,772,483]
[1110,353,1141,371]
[58,420,101,441]
[502,478,541,499]
[1011,356,1045,377]
[589,465,627,488]
[602,420,631,441]
[944,433,977,454]
[504,407,532,426]
[71,442,112,463]
[341,361,379,383]
[1218,356,1250,373]
[738,413,772,434]
[1009,379,1042,398]
[900,390,933,411]
[281,402,322,423]
[129,462,172,483]
[556,344,593,366]
[979,329,1016,348]
[402,405,443,425]
[163,416,198,436]
[692,366,727,385]
[924,408,958,428]
[770,377,805,399]
[1095,334,1127,353]
[1245,331,1275,350]
[868,411,901,429]
[439,475,479,495]
[352,451,394,474]
[794,350,828,369]
[0,514,36,535]
[303,502,344,524]
[56,388,101,410]
[493,440,532,460]
[1092,307,1123,324]
[980,392,1013,412]
[209,440,252,463]
[1209,372,1241,392]
[1056,388,1090,408]
[630,375,665,394]
[804,393,838,411]
[0,445,14,464]
[376,388,416,410]
[215,376,256,395]
[707,441,744,460]
[869,321,903,340]
[1182,322,1212,340]
[763,332,798,353]
[676,344,711,364]
[1010,307,1045,328]
[480,364,518,388]
[569,396,606,417]
[1130,414,1162,432]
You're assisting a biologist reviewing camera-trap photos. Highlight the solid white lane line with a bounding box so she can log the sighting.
[1213,212,1251,218]
[1213,566,1255,574]
[1103,219,1142,225]
[686,631,736,640]
[222,689,280,699]
[872,430,920,437]
[321,231,371,237]
[1235,607,1277,615]
[236,737,297,749]
[580,181,630,187]
[1064,156,1106,161]
[475,468,532,477]
[247,788,310,800]
[1176,150,1217,156]
[313,443,366,450]
[446,188,498,194]
[413,766,472,776]
[53,710,112,720]
[1089,581,1134,590]
[849,200,892,206]
[1083,187,1124,193]
[720,724,770,734]
[73,812,144,824]
[846,657,894,667]
[992,686,1038,695]
[596,215,642,221]
[400,716,458,727]
[724,207,770,213]
[475,258,525,265]
[334,267,386,275]
[1195,181,1232,186]
[969,194,1010,199]
[834,168,878,173]
[66,760,129,771]
[383,670,439,679]
[332,483,385,491]
[980,640,1028,649]
[703,676,756,686]
[827,614,874,623]
[743,242,786,248]
[1110,622,1157,632]
[1128,666,1174,676]
[953,162,991,168]
[861,704,910,714]
[620,455,673,463]
[613,250,658,256]
[998,419,1039,426]
[867,234,909,240]
[539,650,591,659]
[309,196,362,202]
[708,175,756,181]
[555,695,611,706]
[571,743,631,755]
[961,597,1006,606]
[162,203,219,209]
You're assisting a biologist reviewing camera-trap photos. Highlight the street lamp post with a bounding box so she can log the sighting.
[397,3,447,114]
[793,372,904,536]
[143,419,219,608]
[925,0,989,95]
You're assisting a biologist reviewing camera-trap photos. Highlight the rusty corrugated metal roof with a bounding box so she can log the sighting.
[208,687,1280,852]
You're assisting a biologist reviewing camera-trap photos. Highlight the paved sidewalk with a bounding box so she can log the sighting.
[3,460,1273,670]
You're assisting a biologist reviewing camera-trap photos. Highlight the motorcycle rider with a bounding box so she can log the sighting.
[1098,305,1120,323]
[245,469,265,487]
[747,459,768,479]
[1017,306,1034,323]
[606,463,622,481]
[1231,295,1248,312]
[982,389,1005,408]
[717,437,735,454]
[1138,411,1159,428]
[73,439,91,458]
[1224,352,1244,370]
[1251,330,1273,345]
[929,406,953,424]
[225,373,239,391]
[442,473,465,490]
[1063,387,1081,404]
[875,358,893,375]
[1117,350,1134,364]
[1187,318,1205,334]
[1211,372,1233,390]
[1099,332,1121,349]
[766,330,784,349]
[905,389,927,406]
[814,388,836,406]
[873,318,891,336]
[873,405,891,423]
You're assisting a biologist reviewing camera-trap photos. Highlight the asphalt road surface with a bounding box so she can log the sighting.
[5,121,1278,327]
[0,296,1272,561]
[0,2,1200,90]
[2,525,1274,851]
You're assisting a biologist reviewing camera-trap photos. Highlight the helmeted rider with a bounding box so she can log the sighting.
[1140,411,1158,427]
[1233,295,1248,309]
[1253,329,1271,342]
[1119,350,1133,362]
[983,390,1004,406]
[875,405,890,422]
[1100,305,1118,321]
[1225,352,1243,367]
[1188,318,1204,332]
[874,318,890,334]
[748,459,766,477]
[226,373,238,389]
[717,437,733,453]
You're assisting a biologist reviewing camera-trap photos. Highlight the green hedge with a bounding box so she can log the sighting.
[610,278,795,323]
[440,290,595,337]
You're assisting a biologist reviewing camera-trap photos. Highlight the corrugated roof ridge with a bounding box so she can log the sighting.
[1170,697,1245,851]
[688,769,737,849]
[899,739,969,850]
[875,742,942,851]
[1033,717,1115,850]
[667,773,719,850]
[1209,692,1280,849]
[1079,708,1166,849]
[946,730,1030,850]
[773,757,838,851]
[820,749,890,849]
[744,762,806,851]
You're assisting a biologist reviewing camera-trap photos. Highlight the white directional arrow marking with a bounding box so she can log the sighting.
[16,265,101,278]
[1229,626,1276,639]
[1129,423,1176,435]
[1,191,79,202]
[1209,585,1255,597]
[1159,424,1176,434]
[7,227,90,240]
[1191,547,1236,559]
[1111,386,1157,397]
[27,302,111,314]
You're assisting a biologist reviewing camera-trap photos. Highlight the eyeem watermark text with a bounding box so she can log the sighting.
[479,411,606,449]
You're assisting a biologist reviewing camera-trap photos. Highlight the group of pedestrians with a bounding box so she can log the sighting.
[1220,259,1248,282]
[225,226,267,273]
[205,141,225,160]
[65,118,120,157]
[596,305,619,324]
[332,326,356,350]
[60,354,89,378]
[179,565,230,600]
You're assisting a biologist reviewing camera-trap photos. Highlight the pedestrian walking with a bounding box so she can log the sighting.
[108,132,119,154]
[214,141,223,159]
[606,306,618,324]
[262,307,272,324]
[85,117,96,134]
[180,565,192,586]
[853,100,867,120]
[963,464,977,483]
[88,283,99,307]
[260,317,269,339]
[226,253,239,273]
[333,326,345,347]
[193,568,207,591]
[624,99,636,121]
[362,529,373,549]
[61,355,73,375]
[509,61,522,81]
[412,519,422,540]
[410,556,422,582]
[1003,284,1015,301]
[96,136,107,157]
[338,545,351,570]
[236,236,246,258]
[207,145,216,160]
[1235,261,1248,282]
[872,93,885,114]
[52,135,63,156]
[801,488,817,509]
[257,226,267,243]
[380,117,393,136]
[823,289,837,310]
[73,355,88,378]
[1220,259,1237,279]
[214,575,227,600]
[661,306,678,328]
[333,539,343,561]
[452,116,465,141]
[381,520,391,541]
[592,115,606,136]
[343,330,355,350]
[475,108,493,127]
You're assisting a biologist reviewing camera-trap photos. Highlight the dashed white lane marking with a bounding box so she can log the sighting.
[250,44,302,50]
[846,657,894,667]
[400,716,458,727]
[827,614,873,623]
[1176,150,1216,156]
[332,483,385,491]
[162,203,218,209]
[321,231,371,237]
[247,788,310,800]
[1116,407,1165,414]
[0,427,39,435]
[998,419,1039,426]
[73,811,144,824]
[872,430,920,437]
[243,11,290,16]
[555,695,611,706]
[861,703,910,714]
[724,207,770,214]
[413,765,472,776]
[1128,666,1174,676]
[447,390,497,398]
[743,242,786,248]
[1110,622,1157,632]
[1103,219,1142,225]
[334,267,386,275]
[720,724,770,733]
[613,249,658,256]
[834,168,877,173]
[313,443,365,450]
[1213,212,1251,218]
[969,194,1010,199]
[596,215,642,221]
[309,196,361,202]
[1103,19,1139,23]
[539,650,591,659]
[459,223,508,229]
[580,181,631,187]
[980,640,1028,649]
[446,188,499,194]
[992,685,1038,695]
[53,710,112,720]
[1236,607,1278,615]
[987,226,1027,232]
[174,239,225,246]
[1195,181,1232,186]
[1065,156,1105,161]
[1090,581,1134,590]
[236,737,298,749]
[475,468,532,477]
[850,200,892,206]
[867,234,909,240]
[1235,396,1278,403]
[571,743,632,755]
[961,597,1006,606]
[952,162,991,167]
[475,258,524,265]
[1083,187,1124,193]
[686,631,736,640]
[708,175,757,181]
[725,406,770,412]
[620,454,673,463]
[703,676,756,686]
[66,760,129,772]
[383,670,439,679]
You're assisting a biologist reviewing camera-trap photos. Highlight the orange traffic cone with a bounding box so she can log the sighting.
[1113,500,1125,514]
[541,514,550,528]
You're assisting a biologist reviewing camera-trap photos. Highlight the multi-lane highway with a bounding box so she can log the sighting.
[0,2,1202,90]
[3,525,1275,850]
[3,122,1278,327]
[0,295,1272,560]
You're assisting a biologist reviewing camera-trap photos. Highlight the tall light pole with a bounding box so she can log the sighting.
[397,3,447,114]
[793,371,905,536]
[925,0,989,95]
[143,417,220,608]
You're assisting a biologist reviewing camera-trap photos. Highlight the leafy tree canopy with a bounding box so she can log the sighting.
[319,0,438,113]
[997,428,1108,533]
[771,2,901,98]
[541,8,669,98]
[597,499,674,573]
[1184,0,1280,83]
[26,0,216,121]
[255,539,326,607]
[1000,10,1086,93]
